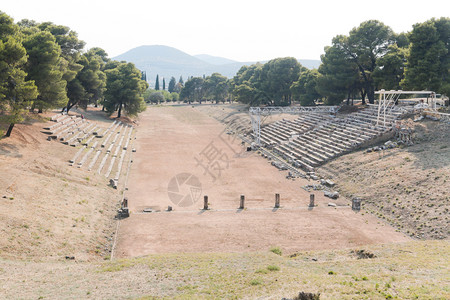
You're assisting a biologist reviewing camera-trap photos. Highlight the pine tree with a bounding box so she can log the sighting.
[178,75,184,86]
[104,62,148,118]
[0,12,38,137]
[155,74,160,90]
[22,30,68,112]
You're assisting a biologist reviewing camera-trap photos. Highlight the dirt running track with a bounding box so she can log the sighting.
[115,105,409,257]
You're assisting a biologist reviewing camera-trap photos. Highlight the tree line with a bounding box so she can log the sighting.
[145,73,231,105]
[0,11,148,137]
[1,12,448,137]
[172,18,449,107]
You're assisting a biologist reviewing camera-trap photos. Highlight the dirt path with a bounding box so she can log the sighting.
[115,105,409,257]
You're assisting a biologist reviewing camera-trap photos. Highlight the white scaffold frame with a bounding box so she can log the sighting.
[375,90,436,126]
[249,106,339,146]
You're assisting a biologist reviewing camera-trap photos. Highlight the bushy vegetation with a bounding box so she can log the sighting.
[144,89,179,104]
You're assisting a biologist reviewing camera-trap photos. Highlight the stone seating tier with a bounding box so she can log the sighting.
[288,139,331,162]
[292,136,337,158]
[301,133,342,154]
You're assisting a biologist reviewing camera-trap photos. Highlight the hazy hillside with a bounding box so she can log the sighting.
[194,54,237,65]
[113,45,321,87]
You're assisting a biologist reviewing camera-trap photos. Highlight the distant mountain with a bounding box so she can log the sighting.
[113,45,321,87]
[297,59,322,70]
[194,54,238,65]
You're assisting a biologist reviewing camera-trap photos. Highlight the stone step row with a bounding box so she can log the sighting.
[58,117,135,188]
[56,119,87,140]
[73,124,128,170]
[264,106,403,172]
[50,117,83,136]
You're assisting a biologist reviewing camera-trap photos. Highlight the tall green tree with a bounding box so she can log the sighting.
[168,76,176,93]
[155,74,160,90]
[231,63,265,105]
[334,20,394,103]
[85,47,108,107]
[260,57,302,106]
[69,48,107,110]
[162,77,165,91]
[0,11,38,137]
[204,73,229,103]
[291,69,321,106]
[180,77,204,103]
[22,30,67,111]
[316,44,359,105]
[37,22,85,82]
[402,17,450,96]
[104,62,148,118]
[373,44,408,91]
[37,22,85,112]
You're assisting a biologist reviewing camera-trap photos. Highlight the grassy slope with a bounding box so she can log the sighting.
[1,240,448,299]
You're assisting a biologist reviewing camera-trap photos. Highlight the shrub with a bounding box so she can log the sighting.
[270,247,282,256]
[267,265,280,271]
[250,279,262,286]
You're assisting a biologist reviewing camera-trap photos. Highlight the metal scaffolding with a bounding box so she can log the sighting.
[249,106,339,145]
[375,90,436,126]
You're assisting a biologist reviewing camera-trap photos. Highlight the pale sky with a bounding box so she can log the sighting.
[2,0,449,62]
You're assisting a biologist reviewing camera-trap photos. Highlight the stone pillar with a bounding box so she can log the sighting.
[239,194,245,209]
[274,193,280,208]
[309,194,315,207]
[352,198,361,211]
[203,195,208,210]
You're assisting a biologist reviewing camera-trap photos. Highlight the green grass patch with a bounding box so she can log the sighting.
[255,268,269,274]
[250,278,262,286]
[267,265,280,272]
[269,246,282,256]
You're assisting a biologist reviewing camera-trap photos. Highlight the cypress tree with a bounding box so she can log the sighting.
[163,77,166,90]
[168,76,176,93]
[155,74,160,90]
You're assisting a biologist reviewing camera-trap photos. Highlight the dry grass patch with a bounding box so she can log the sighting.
[1,241,447,299]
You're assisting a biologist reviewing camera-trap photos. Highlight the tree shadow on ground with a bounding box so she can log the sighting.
[406,143,449,170]
[0,143,22,158]
[405,121,450,170]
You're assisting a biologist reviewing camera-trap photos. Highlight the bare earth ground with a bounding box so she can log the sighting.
[115,105,409,258]
[319,119,450,240]
[0,108,122,261]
